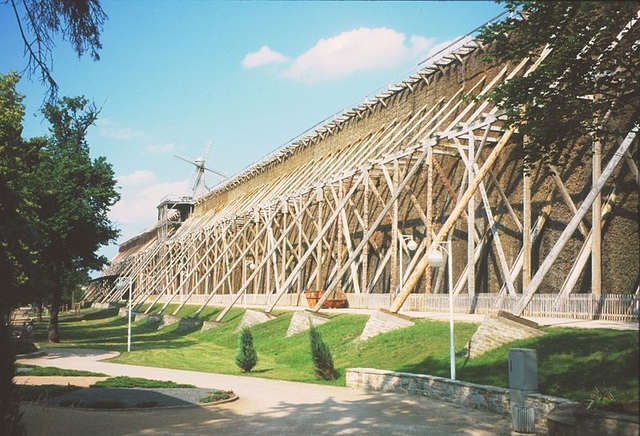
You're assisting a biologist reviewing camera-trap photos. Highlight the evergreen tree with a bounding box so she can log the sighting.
[235,327,258,372]
[309,325,336,380]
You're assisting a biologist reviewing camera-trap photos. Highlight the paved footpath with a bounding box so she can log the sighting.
[18,313,637,435]
[19,348,512,436]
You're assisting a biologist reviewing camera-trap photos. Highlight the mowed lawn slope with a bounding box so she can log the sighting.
[32,306,639,406]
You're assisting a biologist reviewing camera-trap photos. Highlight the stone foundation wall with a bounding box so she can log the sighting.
[346,367,576,434]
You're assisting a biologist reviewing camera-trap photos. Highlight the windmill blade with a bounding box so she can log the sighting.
[202,141,213,163]
[204,167,227,180]
[174,153,197,167]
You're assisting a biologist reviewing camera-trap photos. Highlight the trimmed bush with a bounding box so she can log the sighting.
[309,325,336,380]
[235,327,258,372]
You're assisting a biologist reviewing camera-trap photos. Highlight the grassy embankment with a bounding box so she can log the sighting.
[26,305,639,406]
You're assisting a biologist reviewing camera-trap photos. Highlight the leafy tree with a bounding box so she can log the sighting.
[34,95,120,342]
[0,71,42,317]
[0,71,41,436]
[309,325,336,380]
[6,0,108,101]
[235,327,258,372]
[479,1,640,169]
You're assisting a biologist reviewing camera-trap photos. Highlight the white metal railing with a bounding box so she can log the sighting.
[147,293,638,321]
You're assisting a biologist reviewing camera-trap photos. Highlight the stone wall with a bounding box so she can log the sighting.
[346,367,577,434]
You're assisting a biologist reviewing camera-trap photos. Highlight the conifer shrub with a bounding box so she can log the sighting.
[235,327,258,372]
[309,325,336,380]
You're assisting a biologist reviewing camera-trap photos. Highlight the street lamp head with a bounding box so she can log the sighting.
[115,277,128,291]
[249,262,256,270]
[406,239,418,252]
[426,249,446,268]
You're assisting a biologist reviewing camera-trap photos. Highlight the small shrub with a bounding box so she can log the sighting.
[309,326,336,380]
[586,387,616,410]
[199,390,234,403]
[235,328,258,372]
[91,376,194,388]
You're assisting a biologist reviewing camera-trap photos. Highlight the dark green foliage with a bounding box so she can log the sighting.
[0,72,43,316]
[309,325,336,380]
[235,328,258,372]
[1,322,26,436]
[479,1,640,169]
[34,95,120,342]
[199,390,234,403]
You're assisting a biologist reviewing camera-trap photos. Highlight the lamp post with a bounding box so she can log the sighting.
[115,277,133,352]
[426,240,455,380]
[398,235,418,295]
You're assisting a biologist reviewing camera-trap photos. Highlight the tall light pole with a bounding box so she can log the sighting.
[115,277,133,352]
[427,240,455,380]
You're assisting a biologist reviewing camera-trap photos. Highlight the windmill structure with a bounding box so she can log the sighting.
[175,141,227,199]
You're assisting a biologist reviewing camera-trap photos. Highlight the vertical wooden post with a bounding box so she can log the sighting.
[316,186,324,292]
[522,154,532,290]
[391,161,399,295]
[592,138,602,295]
[425,145,434,294]
[282,198,288,289]
[362,171,370,294]
[467,130,476,297]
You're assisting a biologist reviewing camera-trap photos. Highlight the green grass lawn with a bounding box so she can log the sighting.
[27,306,639,406]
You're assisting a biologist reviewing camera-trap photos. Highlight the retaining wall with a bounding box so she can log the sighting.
[346,367,577,434]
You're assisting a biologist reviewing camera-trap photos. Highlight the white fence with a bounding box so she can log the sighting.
[150,293,639,322]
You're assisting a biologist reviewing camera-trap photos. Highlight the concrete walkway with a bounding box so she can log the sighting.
[19,348,512,436]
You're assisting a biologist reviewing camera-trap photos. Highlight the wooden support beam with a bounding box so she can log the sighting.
[548,164,590,238]
[391,127,515,313]
[523,166,532,289]
[591,138,602,295]
[512,126,637,316]
[558,190,615,299]
[218,173,365,320]
[312,148,430,311]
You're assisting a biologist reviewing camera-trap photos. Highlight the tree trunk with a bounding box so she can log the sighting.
[47,286,61,343]
[36,301,43,323]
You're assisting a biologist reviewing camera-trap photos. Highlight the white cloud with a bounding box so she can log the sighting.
[146,142,180,154]
[96,118,146,141]
[409,35,437,59]
[280,27,438,83]
[118,170,156,187]
[242,46,290,68]
[110,179,190,240]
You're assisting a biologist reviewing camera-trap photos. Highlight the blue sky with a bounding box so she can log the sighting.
[1,1,506,264]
